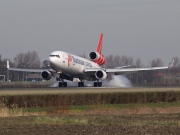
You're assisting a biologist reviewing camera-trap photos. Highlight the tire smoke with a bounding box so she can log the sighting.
[103,75,132,87]
[51,75,132,88]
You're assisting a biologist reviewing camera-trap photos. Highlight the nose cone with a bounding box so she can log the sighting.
[49,51,60,69]
[49,56,56,69]
[49,56,55,65]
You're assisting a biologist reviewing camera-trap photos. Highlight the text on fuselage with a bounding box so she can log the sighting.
[70,55,92,68]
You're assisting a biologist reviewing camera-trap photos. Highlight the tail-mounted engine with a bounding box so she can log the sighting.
[41,70,52,80]
[95,70,107,80]
[89,51,105,65]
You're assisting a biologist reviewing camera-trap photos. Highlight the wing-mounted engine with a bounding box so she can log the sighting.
[41,70,52,80]
[89,51,105,65]
[95,70,107,80]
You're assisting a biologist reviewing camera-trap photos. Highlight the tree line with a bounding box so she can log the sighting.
[0,51,180,84]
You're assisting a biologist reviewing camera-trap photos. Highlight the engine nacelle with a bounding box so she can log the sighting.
[95,70,107,80]
[89,51,100,61]
[89,51,105,65]
[41,70,52,80]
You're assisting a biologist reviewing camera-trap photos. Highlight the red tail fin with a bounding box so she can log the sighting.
[89,34,105,65]
[96,34,103,54]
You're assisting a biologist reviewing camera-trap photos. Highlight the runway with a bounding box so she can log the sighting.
[0,87,180,96]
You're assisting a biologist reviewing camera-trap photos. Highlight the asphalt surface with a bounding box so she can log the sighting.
[0,87,180,95]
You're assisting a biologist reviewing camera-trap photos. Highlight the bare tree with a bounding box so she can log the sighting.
[135,58,143,68]
[172,57,180,67]
[0,54,15,81]
[79,53,88,59]
[150,58,164,67]
[0,55,7,81]
[42,60,50,69]
[105,55,134,68]
[146,58,164,84]
[11,51,41,81]
[13,51,41,68]
[105,55,116,68]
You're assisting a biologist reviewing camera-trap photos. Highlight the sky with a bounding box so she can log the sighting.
[0,0,180,66]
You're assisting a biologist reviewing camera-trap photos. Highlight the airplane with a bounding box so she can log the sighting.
[7,34,174,87]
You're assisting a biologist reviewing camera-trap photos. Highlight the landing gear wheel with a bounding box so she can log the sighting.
[98,82,102,87]
[63,82,67,87]
[78,82,84,87]
[59,82,62,87]
[81,82,84,87]
[94,82,98,87]
[59,82,67,87]
[56,77,60,81]
[94,82,102,87]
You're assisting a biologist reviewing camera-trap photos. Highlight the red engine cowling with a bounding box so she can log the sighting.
[89,51,105,65]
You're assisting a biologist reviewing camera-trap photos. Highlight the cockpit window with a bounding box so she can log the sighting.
[49,55,60,58]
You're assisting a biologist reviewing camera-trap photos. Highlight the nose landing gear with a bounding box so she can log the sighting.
[78,78,84,87]
[56,76,67,87]
[78,82,84,87]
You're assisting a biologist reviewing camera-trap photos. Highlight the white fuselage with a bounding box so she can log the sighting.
[49,51,100,78]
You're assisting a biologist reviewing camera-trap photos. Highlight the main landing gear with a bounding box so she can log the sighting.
[56,76,67,87]
[56,75,103,87]
[93,81,102,87]
[58,82,67,87]
[78,78,102,87]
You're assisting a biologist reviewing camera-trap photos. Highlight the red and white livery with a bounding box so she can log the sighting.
[7,34,174,87]
[89,34,105,65]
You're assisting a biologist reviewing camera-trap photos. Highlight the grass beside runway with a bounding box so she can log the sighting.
[0,88,180,110]
[1,103,180,134]
[0,114,180,134]
[1,102,180,117]
[1,87,180,134]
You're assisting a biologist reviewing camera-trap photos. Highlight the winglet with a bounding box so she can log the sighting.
[7,61,9,69]
[96,34,103,54]
[169,59,174,68]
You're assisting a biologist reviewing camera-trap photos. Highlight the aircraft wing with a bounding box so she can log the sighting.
[7,67,46,73]
[7,61,55,73]
[84,59,174,75]
[84,66,169,75]
[105,66,168,75]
